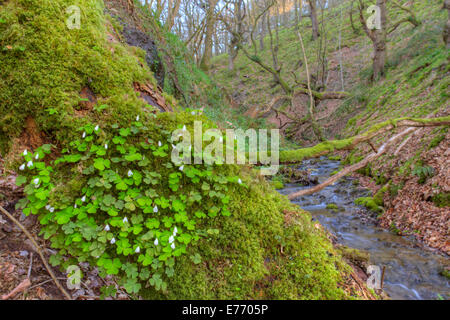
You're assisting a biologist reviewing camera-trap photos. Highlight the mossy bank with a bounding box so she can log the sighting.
[0,0,369,299]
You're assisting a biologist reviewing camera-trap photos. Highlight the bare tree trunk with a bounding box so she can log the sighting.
[445,0,450,48]
[260,12,266,51]
[308,0,320,40]
[166,0,182,31]
[372,0,387,81]
[200,0,219,71]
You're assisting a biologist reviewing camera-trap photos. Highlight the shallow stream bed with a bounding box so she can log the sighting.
[278,158,449,300]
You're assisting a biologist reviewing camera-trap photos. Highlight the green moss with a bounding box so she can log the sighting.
[326,203,339,211]
[270,180,284,190]
[439,269,450,280]
[0,0,157,155]
[0,0,367,300]
[337,246,370,266]
[431,193,450,208]
[354,197,383,214]
[141,175,354,299]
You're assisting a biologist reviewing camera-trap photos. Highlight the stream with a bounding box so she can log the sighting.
[278,157,450,300]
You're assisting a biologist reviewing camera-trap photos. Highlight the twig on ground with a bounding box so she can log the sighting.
[0,205,72,300]
[1,278,31,300]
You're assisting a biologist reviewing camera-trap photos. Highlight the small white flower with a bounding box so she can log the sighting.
[19,164,25,171]
[82,132,86,138]
[153,205,158,213]
[179,165,184,171]
[127,170,133,177]
[169,235,174,244]
[154,238,159,246]
[104,224,110,231]
[171,243,175,250]
[81,195,86,202]
[104,143,108,150]
[182,125,186,131]
[33,178,39,185]
[158,141,162,147]
[49,207,54,213]
[27,161,33,168]
[45,205,51,210]
[173,227,178,235]
[123,217,128,223]
[238,178,242,184]
[135,246,140,253]
[94,125,99,131]
[23,149,28,156]
[191,111,195,115]
[74,204,77,209]
[136,115,140,121]
[35,153,39,160]
[110,237,116,244]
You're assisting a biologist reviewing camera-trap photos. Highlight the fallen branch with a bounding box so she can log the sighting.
[1,278,31,300]
[279,116,450,163]
[0,205,72,300]
[288,125,419,199]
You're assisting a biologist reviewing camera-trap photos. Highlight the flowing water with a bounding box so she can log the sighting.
[278,158,449,300]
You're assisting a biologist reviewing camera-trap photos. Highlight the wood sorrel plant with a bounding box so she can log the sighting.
[15,114,246,295]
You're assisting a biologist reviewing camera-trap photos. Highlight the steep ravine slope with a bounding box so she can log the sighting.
[211,0,449,255]
[0,0,372,299]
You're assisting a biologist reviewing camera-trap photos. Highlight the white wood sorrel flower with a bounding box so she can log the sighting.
[154,238,159,246]
[135,246,140,253]
[153,205,158,213]
[19,164,25,171]
[33,178,39,185]
[110,237,116,244]
[82,131,86,138]
[136,115,139,121]
[158,141,162,147]
[81,195,86,202]
[104,224,110,231]
[23,149,28,156]
[127,170,133,177]
[171,243,175,250]
[238,178,242,184]
[123,217,128,223]
[35,154,39,160]
[173,227,178,235]
[94,125,99,131]
[169,235,174,244]
[27,161,33,168]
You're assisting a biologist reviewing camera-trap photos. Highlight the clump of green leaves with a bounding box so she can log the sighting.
[15,116,245,295]
[412,165,434,184]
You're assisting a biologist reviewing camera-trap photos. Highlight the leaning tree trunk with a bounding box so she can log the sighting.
[444,0,450,48]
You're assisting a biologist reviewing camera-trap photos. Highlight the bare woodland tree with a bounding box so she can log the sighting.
[444,0,450,47]
[357,0,421,81]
